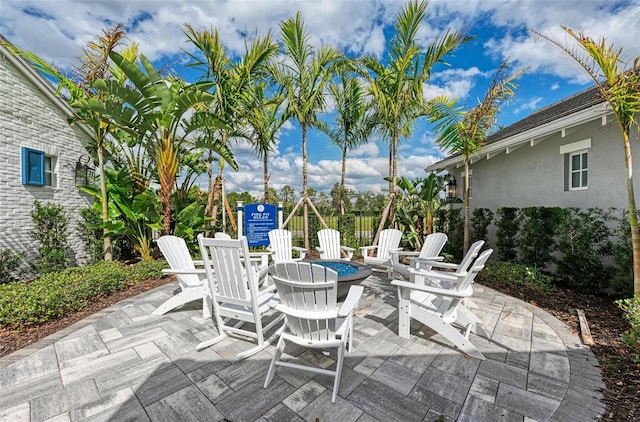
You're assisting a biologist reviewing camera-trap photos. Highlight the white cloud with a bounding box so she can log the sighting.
[4,0,638,197]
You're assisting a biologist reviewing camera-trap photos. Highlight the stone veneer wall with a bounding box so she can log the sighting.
[0,53,93,273]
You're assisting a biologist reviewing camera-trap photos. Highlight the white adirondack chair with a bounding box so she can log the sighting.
[197,236,285,360]
[154,235,212,318]
[410,240,485,310]
[265,262,364,403]
[390,232,448,279]
[391,249,493,360]
[267,229,307,262]
[215,232,270,269]
[359,228,402,277]
[316,228,355,260]
[411,240,485,284]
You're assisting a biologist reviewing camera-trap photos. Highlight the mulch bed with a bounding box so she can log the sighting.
[1,267,638,420]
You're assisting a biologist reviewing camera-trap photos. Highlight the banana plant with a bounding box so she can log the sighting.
[76,51,228,236]
[80,168,160,261]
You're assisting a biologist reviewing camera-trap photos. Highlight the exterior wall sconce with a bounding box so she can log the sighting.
[446,175,457,199]
[75,155,95,186]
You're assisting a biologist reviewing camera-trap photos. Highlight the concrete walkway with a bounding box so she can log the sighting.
[0,274,605,421]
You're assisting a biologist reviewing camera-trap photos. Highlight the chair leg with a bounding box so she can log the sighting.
[429,317,485,360]
[332,343,345,403]
[196,333,227,351]
[397,298,411,339]
[264,336,286,388]
[456,305,490,338]
[152,287,204,316]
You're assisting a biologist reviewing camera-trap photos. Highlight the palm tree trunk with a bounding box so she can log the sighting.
[340,145,347,215]
[463,160,470,255]
[205,154,214,234]
[263,153,269,203]
[623,131,640,295]
[159,135,177,236]
[302,124,309,249]
[97,136,112,261]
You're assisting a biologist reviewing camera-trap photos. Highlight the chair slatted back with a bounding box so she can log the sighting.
[442,249,493,318]
[376,229,402,259]
[199,237,257,305]
[457,240,485,275]
[317,229,342,260]
[270,262,339,342]
[157,236,200,287]
[420,233,448,259]
[268,229,294,262]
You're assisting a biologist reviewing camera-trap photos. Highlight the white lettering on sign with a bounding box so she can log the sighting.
[251,213,271,220]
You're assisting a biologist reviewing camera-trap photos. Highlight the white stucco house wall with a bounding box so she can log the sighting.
[1,37,94,270]
[427,85,639,214]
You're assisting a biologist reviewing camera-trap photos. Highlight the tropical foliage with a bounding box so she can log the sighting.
[429,59,524,254]
[362,0,472,245]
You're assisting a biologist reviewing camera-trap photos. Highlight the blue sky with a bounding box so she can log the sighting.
[2,0,639,198]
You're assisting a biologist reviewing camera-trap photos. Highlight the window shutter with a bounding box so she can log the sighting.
[21,147,45,186]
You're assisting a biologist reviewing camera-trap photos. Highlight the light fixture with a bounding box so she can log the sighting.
[446,175,457,199]
[74,155,95,186]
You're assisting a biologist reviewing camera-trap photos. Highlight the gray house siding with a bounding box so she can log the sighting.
[454,117,638,211]
[0,46,93,270]
[427,85,639,255]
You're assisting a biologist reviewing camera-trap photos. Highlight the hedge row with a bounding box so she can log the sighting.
[0,260,165,331]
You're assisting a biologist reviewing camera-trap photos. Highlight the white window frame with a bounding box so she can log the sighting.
[569,149,588,191]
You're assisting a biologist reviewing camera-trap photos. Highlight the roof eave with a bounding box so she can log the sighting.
[426,102,612,173]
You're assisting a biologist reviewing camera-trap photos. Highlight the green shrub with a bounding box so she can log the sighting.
[0,260,165,331]
[30,200,70,274]
[495,207,520,263]
[519,206,565,269]
[476,260,555,295]
[555,208,613,293]
[0,248,24,284]
[616,296,640,363]
[436,208,463,260]
[611,211,637,296]
[471,208,494,243]
[79,207,105,264]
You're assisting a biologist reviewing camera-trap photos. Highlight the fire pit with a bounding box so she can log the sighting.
[310,260,372,300]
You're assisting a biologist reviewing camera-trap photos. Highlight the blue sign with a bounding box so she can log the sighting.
[244,203,277,247]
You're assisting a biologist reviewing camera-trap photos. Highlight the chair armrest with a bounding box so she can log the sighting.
[359,245,377,252]
[410,256,445,270]
[338,285,364,317]
[162,268,207,275]
[192,260,205,266]
[390,250,419,258]
[408,267,463,283]
[391,279,472,298]
[414,259,458,270]
[292,246,307,259]
[341,246,355,252]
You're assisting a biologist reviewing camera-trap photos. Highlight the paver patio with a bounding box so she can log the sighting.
[0,273,605,421]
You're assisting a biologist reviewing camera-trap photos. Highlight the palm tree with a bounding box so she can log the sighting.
[184,25,278,228]
[242,81,287,202]
[325,72,371,215]
[271,12,344,248]
[2,25,130,261]
[533,27,640,295]
[429,59,524,254]
[361,0,472,245]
